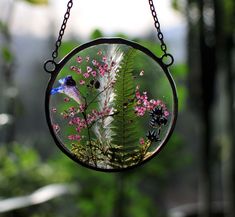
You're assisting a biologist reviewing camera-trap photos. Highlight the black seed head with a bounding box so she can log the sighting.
[94,80,100,89]
[150,107,164,117]
[146,130,160,142]
[149,119,157,128]
[149,116,168,127]
[159,117,168,125]
[90,79,95,85]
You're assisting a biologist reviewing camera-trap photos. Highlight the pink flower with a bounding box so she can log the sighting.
[92,109,99,117]
[134,88,169,118]
[68,134,81,141]
[164,111,170,117]
[140,70,144,76]
[51,107,57,113]
[76,68,82,74]
[135,106,146,116]
[53,124,60,133]
[92,59,97,66]
[70,66,81,74]
[64,97,70,102]
[62,112,69,119]
[83,72,90,78]
[97,50,102,56]
[136,91,141,99]
[80,80,85,85]
[76,56,83,63]
[91,71,97,77]
[87,66,92,73]
[139,138,145,145]
[79,104,85,112]
[103,64,109,70]
[76,127,81,133]
[70,66,78,71]
[79,119,87,128]
[70,117,81,126]
[99,68,105,76]
[69,112,75,117]
[102,56,107,62]
[87,114,96,124]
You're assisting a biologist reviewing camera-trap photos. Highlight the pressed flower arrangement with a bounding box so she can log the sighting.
[45,39,177,171]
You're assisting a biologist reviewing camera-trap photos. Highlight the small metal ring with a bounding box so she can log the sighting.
[155,22,160,29]
[52,52,58,59]
[44,60,57,73]
[161,44,167,52]
[161,53,174,67]
[64,13,70,19]
[158,32,164,40]
[67,1,73,8]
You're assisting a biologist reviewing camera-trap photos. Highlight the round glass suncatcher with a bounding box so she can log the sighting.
[45,38,178,171]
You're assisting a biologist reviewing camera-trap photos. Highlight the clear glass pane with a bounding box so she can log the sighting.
[49,42,176,170]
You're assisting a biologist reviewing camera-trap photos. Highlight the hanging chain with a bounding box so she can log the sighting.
[52,0,73,60]
[44,0,73,73]
[45,0,173,72]
[148,0,174,66]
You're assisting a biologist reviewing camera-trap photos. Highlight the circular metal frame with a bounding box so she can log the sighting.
[45,37,178,172]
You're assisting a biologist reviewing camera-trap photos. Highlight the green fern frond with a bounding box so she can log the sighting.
[110,49,142,168]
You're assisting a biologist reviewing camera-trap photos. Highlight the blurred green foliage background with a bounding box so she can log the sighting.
[0,0,234,217]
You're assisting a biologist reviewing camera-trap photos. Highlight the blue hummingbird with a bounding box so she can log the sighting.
[51,75,83,104]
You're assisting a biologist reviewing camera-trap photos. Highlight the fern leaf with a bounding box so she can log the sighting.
[110,49,142,168]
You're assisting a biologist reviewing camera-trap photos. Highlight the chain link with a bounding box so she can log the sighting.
[148,0,173,65]
[51,0,73,61]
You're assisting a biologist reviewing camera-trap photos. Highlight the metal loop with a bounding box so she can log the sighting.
[62,20,67,26]
[44,60,57,73]
[60,29,65,35]
[67,1,73,7]
[154,22,160,29]
[52,51,58,59]
[64,13,70,19]
[161,44,167,52]
[56,41,61,47]
[161,53,174,67]
[158,32,164,40]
